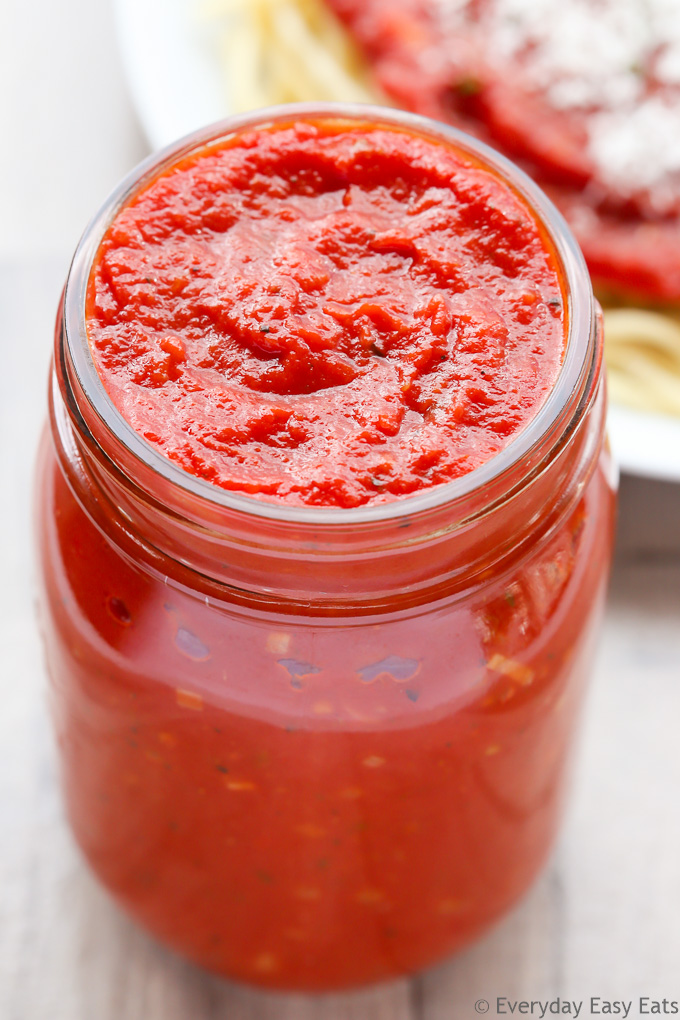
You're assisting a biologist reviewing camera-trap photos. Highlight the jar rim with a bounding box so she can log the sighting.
[62,101,597,527]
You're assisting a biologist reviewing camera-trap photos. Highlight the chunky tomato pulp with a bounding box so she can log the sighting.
[87,121,565,507]
[38,113,615,990]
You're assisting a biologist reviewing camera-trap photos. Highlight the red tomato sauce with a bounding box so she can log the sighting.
[87,119,565,507]
[329,0,680,304]
[38,432,614,989]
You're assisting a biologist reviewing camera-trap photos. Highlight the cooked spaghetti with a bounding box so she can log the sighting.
[604,309,680,417]
[208,0,382,110]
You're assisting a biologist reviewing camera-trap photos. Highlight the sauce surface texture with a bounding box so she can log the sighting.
[87,119,566,508]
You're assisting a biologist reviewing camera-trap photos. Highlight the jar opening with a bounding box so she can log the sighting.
[61,102,597,528]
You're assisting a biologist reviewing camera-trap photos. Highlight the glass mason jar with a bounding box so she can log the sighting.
[35,104,616,991]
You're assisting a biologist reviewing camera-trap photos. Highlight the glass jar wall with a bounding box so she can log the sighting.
[35,105,616,991]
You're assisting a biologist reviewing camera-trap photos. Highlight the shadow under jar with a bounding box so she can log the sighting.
[35,104,616,991]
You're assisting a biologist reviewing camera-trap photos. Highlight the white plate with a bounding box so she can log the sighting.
[115,0,227,151]
[607,405,680,482]
[114,0,680,483]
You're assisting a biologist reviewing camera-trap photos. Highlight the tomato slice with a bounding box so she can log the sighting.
[330,0,680,304]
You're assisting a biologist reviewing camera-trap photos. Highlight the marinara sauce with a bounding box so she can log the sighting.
[36,105,615,990]
[86,119,565,507]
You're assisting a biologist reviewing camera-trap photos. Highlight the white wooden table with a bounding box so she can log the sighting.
[2,2,680,1016]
